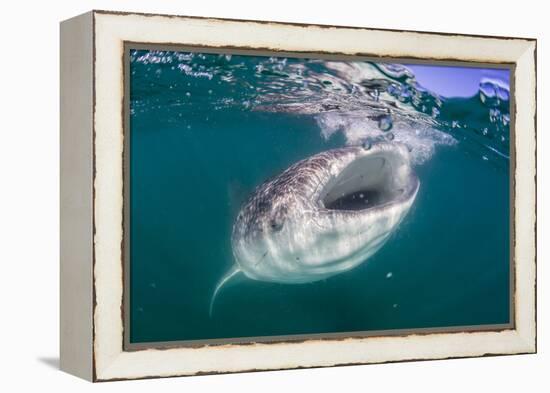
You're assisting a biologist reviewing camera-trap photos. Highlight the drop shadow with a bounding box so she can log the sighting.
[37,356,59,370]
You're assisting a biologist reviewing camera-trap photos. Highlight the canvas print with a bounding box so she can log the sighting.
[127,48,511,345]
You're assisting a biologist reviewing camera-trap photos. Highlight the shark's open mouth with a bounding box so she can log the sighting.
[319,148,417,212]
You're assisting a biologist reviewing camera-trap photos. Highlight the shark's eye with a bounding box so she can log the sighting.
[257,199,271,212]
[270,218,284,232]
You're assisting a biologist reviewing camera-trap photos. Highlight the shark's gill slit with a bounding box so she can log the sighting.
[209,142,419,317]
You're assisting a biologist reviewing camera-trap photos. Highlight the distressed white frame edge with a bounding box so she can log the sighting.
[60,11,94,381]
[61,10,536,382]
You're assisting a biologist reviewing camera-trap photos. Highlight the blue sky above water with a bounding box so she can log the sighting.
[404,64,510,98]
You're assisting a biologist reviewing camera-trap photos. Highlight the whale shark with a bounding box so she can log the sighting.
[209,142,419,316]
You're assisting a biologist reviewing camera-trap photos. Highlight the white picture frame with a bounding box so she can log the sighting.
[60,10,536,381]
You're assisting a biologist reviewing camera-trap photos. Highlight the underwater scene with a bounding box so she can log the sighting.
[129,49,511,344]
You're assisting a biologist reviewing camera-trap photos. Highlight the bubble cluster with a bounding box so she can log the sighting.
[129,49,510,165]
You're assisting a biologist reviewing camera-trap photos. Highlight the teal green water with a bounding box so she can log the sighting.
[129,50,510,343]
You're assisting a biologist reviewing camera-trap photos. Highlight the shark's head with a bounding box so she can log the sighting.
[231,142,419,284]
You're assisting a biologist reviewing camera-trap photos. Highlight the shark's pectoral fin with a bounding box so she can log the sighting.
[209,265,242,318]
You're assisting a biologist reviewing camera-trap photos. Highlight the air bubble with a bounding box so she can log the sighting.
[362,140,372,150]
[489,108,501,123]
[496,86,509,101]
[377,114,393,132]
[480,81,496,99]
[386,132,395,141]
